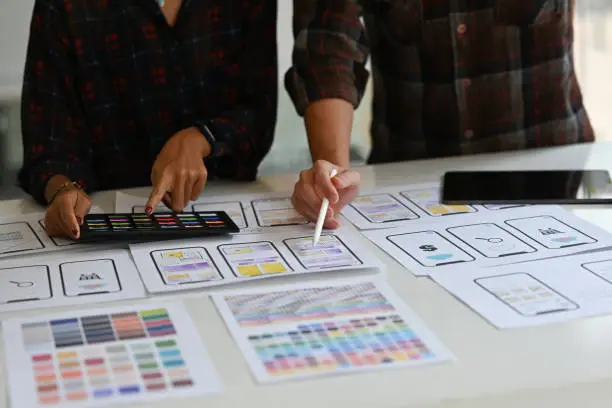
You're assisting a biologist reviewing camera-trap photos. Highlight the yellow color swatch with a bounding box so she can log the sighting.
[229,247,252,254]
[262,262,286,274]
[238,265,261,276]
[427,205,450,215]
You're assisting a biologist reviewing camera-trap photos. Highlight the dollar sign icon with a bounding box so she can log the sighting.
[419,244,437,252]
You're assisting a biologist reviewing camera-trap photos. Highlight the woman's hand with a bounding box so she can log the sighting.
[45,186,91,239]
[145,127,211,213]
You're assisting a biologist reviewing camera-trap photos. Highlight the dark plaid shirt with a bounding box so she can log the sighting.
[286,0,594,163]
[20,0,277,204]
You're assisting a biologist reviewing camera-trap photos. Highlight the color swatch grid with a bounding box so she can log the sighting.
[226,283,396,327]
[249,315,435,378]
[21,308,191,405]
[214,281,453,383]
[83,212,230,232]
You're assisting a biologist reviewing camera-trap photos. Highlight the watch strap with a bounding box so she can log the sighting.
[195,120,219,157]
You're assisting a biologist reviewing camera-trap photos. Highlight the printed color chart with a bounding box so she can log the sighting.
[213,281,453,383]
[4,303,222,408]
[227,283,396,327]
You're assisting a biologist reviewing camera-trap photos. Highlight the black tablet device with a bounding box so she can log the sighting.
[441,170,612,204]
[78,211,239,241]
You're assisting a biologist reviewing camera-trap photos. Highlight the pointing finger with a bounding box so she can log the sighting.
[146,171,173,214]
[58,192,80,239]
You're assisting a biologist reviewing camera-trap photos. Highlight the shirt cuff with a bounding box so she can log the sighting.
[203,117,261,182]
[18,161,95,206]
[284,65,369,116]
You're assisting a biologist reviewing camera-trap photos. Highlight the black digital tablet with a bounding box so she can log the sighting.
[441,170,612,205]
[78,211,239,241]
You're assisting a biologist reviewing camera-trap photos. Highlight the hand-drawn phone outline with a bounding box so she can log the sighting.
[446,222,537,258]
[474,272,579,316]
[399,189,478,217]
[581,260,612,286]
[0,265,52,303]
[59,259,121,297]
[349,193,420,223]
[192,200,249,229]
[251,198,309,227]
[504,215,597,249]
[283,234,363,270]
[386,230,475,267]
[217,241,294,278]
[38,219,76,247]
[150,247,224,285]
[0,222,45,254]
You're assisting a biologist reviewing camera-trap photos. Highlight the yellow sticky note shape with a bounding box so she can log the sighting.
[427,205,450,215]
[230,247,252,254]
[238,265,261,276]
[262,262,286,274]
[168,274,189,280]
[167,252,184,258]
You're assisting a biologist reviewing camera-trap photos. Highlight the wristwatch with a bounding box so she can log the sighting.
[194,120,219,157]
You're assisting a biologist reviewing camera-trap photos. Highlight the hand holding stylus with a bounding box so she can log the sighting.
[313,168,338,246]
[291,160,361,231]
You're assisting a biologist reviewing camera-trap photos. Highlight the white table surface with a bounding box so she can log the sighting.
[2,142,612,408]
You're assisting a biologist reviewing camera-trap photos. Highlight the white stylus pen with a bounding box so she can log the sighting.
[313,168,338,246]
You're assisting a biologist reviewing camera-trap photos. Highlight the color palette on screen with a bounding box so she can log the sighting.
[80,211,238,240]
[248,315,436,378]
[21,308,194,405]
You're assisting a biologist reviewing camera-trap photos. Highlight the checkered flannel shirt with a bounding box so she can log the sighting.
[285,0,594,163]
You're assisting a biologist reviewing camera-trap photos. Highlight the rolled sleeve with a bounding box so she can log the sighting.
[285,0,369,116]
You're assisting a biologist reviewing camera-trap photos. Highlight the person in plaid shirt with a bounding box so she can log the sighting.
[287,0,594,228]
[19,0,277,238]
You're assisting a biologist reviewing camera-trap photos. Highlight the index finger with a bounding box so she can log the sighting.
[146,172,172,214]
[58,194,80,239]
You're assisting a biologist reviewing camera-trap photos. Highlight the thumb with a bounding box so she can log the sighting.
[313,162,340,204]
